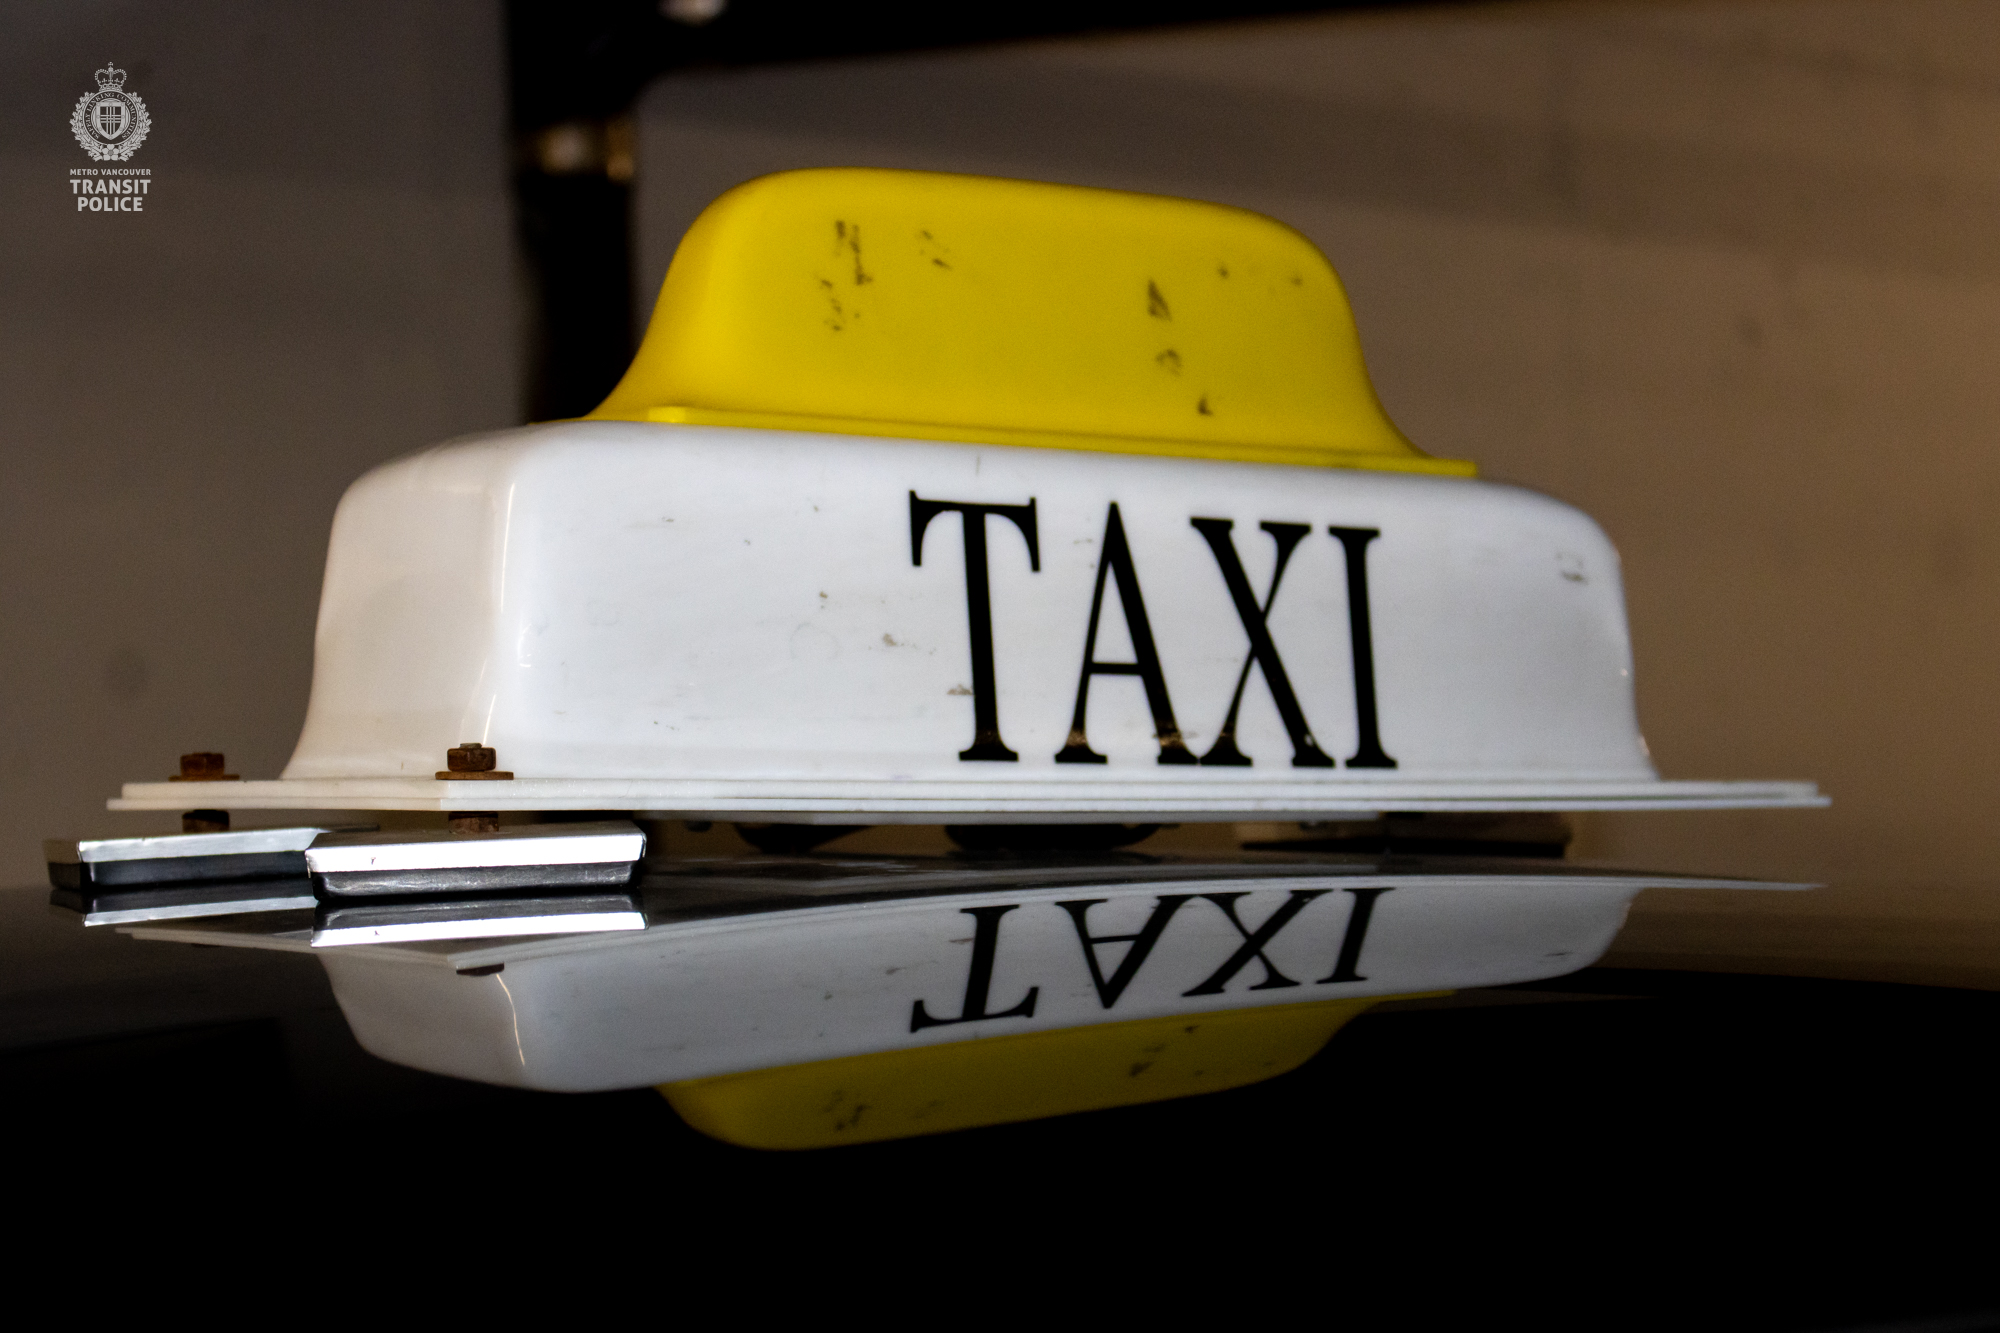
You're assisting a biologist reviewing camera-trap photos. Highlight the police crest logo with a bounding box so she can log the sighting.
[71,63,150,161]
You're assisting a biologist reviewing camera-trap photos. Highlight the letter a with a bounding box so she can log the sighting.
[1057,895,1194,1007]
[1056,504,1196,765]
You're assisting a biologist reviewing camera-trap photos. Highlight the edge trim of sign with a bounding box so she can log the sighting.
[111,777,1825,815]
[644,407,1480,476]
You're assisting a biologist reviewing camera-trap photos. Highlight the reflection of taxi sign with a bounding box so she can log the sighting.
[67,170,1820,1147]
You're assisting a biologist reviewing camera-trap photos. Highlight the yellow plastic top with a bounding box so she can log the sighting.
[590,168,1472,476]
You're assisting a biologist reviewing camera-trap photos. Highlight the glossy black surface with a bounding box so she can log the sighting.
[8,967,1996,1328]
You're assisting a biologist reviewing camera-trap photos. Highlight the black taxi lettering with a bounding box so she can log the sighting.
[1191,518,1336,768]
[1055,503,1197,766]
[910,492,1041,762]
[1321,886,1393,984]
[909,904,1041,1032]
[908,493,1393,769]
[1180,889,1328,995]
[1056,894,1195,1008]
[909,889,1394,1029]
[1327,527,1396,769]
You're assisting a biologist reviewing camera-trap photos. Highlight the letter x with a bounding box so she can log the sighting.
[1190,518,1334,767]
[1182,890,1329,996]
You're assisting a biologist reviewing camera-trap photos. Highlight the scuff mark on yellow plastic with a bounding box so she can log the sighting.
[918,227,952,269]
[834,218,871,285]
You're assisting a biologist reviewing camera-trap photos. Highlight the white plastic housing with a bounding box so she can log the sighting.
[116,421,1817,816]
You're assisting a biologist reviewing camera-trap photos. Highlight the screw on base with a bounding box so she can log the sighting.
[170,752,239,781]
[169,753,239,834]
[438,743,514,780]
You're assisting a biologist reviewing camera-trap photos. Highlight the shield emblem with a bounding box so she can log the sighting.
[92,99,127,140]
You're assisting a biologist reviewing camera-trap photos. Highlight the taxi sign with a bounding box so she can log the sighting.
[68,169,1823,1148]
[109,171,1815,820]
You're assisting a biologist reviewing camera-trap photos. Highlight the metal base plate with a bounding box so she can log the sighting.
[314,860,638,899]
[312,891,646,947]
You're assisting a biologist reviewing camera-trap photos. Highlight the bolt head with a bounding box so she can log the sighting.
[446,744,497,773]
[180,752,226,778]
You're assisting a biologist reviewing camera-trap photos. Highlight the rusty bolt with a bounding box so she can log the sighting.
[449,811,500,834]
[446,743,497,773]
[182,809,230,834]
[171,752,239,782]
[438,743,512,781]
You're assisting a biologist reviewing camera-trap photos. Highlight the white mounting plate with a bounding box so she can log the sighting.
[305,820,645,872]
[110,775,1824,817]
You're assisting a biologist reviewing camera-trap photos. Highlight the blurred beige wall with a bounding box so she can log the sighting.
[634,0,2000,986]
[0,2,521,881]
[7,0,1997,991]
